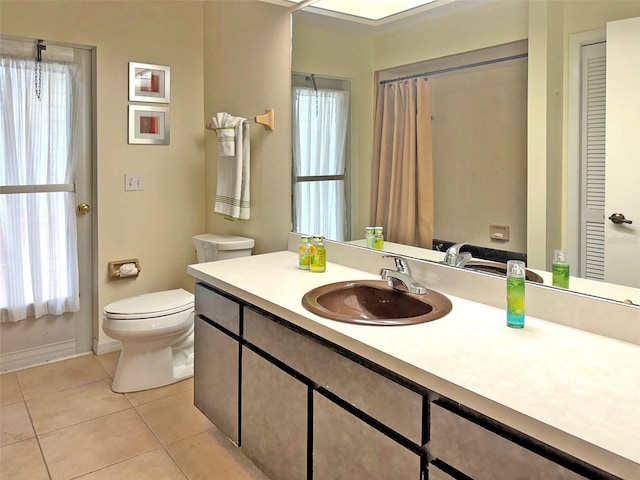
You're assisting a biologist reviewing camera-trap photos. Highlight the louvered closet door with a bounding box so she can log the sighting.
[579,42,606,280]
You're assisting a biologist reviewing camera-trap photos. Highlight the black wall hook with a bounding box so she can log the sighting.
[36,39,46,62]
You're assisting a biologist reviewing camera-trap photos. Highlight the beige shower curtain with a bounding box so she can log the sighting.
[371,78,434,248]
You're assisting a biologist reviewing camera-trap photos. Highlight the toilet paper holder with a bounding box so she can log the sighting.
[108,259,141,280]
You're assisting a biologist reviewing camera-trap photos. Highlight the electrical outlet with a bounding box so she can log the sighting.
[124,174,144,191]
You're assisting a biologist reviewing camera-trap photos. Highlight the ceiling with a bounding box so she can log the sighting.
[258,0,494,32]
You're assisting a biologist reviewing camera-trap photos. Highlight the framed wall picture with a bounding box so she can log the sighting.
[128,105,170,145]
[129,62,170,103]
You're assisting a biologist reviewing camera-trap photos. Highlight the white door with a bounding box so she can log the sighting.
[0,40,94,368]
[604,17,640,288]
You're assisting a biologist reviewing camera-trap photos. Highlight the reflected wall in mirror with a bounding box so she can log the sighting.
[291,0,640,304]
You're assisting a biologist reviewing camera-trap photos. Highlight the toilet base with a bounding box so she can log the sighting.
[111,327,194,393]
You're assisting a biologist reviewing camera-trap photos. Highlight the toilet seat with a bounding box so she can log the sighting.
[104,289,194,320]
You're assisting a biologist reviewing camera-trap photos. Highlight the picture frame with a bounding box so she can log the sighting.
[128,105,170,145]
[129,62,170,103]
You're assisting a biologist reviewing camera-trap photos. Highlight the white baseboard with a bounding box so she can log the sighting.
[0,340,78,373]
[94,338,122,356]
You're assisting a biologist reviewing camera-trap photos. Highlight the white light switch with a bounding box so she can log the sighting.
[124,174,144,191]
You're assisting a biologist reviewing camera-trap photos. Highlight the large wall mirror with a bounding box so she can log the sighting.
[291,0,640,306]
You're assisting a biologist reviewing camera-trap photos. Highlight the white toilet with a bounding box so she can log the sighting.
[103,234,254,393]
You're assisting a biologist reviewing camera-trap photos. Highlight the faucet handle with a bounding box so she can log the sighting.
[382,254,410,274]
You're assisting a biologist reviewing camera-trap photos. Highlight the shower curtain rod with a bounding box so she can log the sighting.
[379,53,528,85]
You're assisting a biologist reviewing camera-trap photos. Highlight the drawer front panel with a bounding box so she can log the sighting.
[244,306,424,444]
[430,403,584,480]
[195,283,241,335]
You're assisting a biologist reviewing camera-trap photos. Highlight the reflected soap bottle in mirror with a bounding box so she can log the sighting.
[374,226,384,250]
[552,249,570,289]
[365,226,375,248]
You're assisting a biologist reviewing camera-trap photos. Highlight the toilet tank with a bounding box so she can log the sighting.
[192,234,254,263]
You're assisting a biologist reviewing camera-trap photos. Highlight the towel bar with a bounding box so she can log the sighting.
[206,108,274,132]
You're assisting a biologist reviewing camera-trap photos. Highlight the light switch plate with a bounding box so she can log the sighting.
[124,174,144,191]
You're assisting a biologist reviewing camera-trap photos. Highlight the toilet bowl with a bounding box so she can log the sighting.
[103,234,254,393]
[103,289,195,393]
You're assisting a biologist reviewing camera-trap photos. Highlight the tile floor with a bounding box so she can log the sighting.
[0,353,271,480]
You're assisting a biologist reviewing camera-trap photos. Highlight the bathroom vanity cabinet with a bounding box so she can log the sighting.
[194,281,616,480]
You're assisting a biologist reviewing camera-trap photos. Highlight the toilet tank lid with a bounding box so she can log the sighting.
[192,233,254,250]
[104,289,194,317]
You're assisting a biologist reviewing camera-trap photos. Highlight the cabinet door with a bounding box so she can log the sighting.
[313,392,423,480]
[242,348,308,480]
[193,316,239,444]
[430,403,585,480]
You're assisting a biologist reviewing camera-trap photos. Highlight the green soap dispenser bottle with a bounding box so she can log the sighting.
[506,260,525,329]
[298,235,311,270]
[310,236,326,273]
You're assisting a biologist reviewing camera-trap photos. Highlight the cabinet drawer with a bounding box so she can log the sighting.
[243,306,425,445]
[430,403,585,480]
[195,283,241,335]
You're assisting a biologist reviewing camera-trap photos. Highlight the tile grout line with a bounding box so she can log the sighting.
[21,376,115,403]
[4,356,254,480]
[129,399,193,480]
[15,372,53,480]
[16,355,113,402]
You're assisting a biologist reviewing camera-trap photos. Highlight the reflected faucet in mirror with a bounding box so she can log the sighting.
[443,242,472,268]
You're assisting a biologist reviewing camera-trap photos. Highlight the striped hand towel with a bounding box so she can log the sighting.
[211,112,236,157]
[214,116,250,220]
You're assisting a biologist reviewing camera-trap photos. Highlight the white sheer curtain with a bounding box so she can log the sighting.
[292,86,349,241]
[0,57,81,322]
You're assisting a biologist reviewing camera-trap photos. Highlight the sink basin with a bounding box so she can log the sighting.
[464,259,544,283]
[301,280,452,326]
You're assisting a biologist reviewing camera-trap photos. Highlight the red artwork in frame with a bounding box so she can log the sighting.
[129,62,170,103]
[128,105,169,145]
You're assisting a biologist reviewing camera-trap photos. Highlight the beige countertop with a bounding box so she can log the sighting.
[189,250,640,479]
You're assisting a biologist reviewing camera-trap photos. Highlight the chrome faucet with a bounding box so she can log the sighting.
[443,242,472,268]
[380,255,427,295]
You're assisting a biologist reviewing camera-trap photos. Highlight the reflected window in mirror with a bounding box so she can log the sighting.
[292,74,351,240]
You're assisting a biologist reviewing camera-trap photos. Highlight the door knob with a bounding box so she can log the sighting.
[76,203,91,215]
[608,213,632,225]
